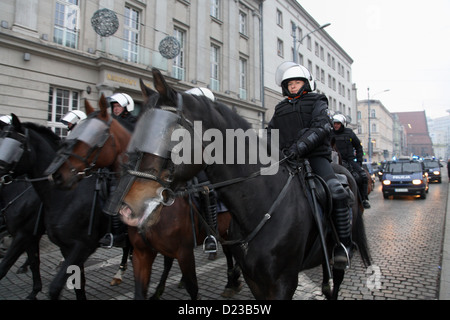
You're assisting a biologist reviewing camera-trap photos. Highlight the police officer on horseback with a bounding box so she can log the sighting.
[330,114,370,209]
[109,93,137,133]
[61,110,87,132]
[186,87,219,254]
[267,62,353,269]
[99,93,137,248]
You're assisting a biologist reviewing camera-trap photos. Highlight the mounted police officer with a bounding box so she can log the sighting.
[109,93,137,133]
[267,62,353,269]
[330,114,370,209]
[186,87,220,254]
[99,93,137,248]
[61,110,87,132]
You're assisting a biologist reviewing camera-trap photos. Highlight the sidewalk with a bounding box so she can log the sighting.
[439,174,450,299]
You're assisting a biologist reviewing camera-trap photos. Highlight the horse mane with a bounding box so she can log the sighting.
[184,93,252,132]
[23,122,62,150]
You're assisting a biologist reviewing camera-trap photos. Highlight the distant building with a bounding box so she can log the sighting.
[427,114,450,160]
[394,111,434,158]
[357,99,393,163]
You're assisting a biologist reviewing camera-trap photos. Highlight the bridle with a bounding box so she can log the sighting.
[0,125,28,184]
[46,112,114,179]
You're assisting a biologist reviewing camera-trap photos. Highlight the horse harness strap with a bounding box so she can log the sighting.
[222,170,296,249]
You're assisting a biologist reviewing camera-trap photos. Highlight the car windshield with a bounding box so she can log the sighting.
[423,160,439,169]
[387,162,422,173]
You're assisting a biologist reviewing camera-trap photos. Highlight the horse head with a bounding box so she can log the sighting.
[0,114,61,181]
[47,95,131,189]
[111,68,276,232]
[108,69,212,230]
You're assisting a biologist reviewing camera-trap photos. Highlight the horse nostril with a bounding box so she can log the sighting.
[119,203,133,218]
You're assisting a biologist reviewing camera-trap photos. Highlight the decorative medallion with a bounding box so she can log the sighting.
[158,36,181,59]
[91,8,119,37]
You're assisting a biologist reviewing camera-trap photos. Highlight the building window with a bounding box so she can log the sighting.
[372,123,377,133]
[239,58,247,100]
[307,36,311,51]
[172,28,185,80]
[370,109,376,118]
[277,38,284,57]
[123,6,140,63]
[47,86,80,138]
[298,53,304,65]
[211,0,220,19]
[276,9,283,27]
[210,44,220,91]
[307,60,313,74]
[239,11,247,35]
[53,0,79,49]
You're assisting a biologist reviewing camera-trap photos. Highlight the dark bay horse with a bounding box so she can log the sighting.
[113,68,371,300]
[0,115,127,299]
[47,95,241,299]
[0,179,45,299]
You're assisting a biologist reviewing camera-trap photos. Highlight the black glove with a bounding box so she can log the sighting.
[288,141,308,159]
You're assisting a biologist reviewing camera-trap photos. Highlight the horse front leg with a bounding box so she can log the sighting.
[74,264,86,300]
[24,241,42,300]
[132,246,157,300]
[111,241,132,286]
[221,244,242,298]
[177,250,199,300]
[150,256,174,300]
[331,268,345,300]
[321,263,333,299]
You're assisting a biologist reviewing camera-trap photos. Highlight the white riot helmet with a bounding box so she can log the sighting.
[0,115,12,124]
[61,110,87,128]
[275,62,316,97]
[185,87,215,102]
[333,114,347,127]
[109,93,135,112]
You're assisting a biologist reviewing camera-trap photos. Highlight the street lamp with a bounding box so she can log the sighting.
[292,23,331,63]
[367,88,390,163]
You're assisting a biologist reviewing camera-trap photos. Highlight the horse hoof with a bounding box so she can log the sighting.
[220,283,243,298]
[110,278,122,286]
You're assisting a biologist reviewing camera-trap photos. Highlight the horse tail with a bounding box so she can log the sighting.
[352,208,372,268]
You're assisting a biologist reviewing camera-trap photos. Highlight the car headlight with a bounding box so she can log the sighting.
[433,170,440,175]
[382,180,391,185]
[412,179,423,185]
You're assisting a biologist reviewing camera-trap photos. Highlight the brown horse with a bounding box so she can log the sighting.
[48,95,241,299]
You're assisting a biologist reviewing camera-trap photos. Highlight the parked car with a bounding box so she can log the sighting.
[363,162,376,189]
[422,158,443,183]
[381,158,429,199]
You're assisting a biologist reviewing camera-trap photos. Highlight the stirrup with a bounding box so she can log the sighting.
[100,233,114,249]
[203,235,217,253]
[332,242,351,270]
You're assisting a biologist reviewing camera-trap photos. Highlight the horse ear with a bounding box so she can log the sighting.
[152,68,177,101]
[85,99,95,115]
[99,94,108,117]
[139,78,156,103]
[11,113,22,132]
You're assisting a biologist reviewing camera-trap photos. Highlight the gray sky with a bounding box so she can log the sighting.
[298,0,450,119]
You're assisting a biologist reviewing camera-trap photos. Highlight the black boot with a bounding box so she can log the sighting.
[99,214,127,248]
[361,180,371,209]
[201,189,218,253]
[332,198,353,270]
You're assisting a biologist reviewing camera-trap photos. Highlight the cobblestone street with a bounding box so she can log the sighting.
[0,176,448,300]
